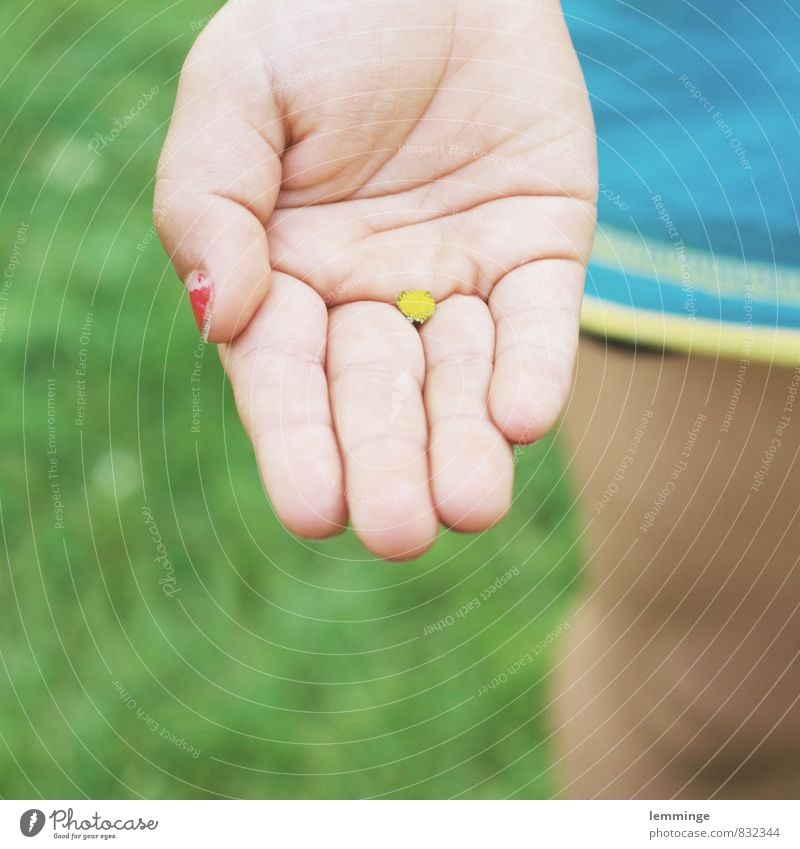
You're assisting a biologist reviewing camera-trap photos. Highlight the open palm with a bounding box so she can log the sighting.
[156,0,597,559]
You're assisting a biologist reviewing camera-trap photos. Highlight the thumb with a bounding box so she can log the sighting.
[155,8,284,342]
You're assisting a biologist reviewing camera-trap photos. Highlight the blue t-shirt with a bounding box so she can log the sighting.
[563,0,800,363]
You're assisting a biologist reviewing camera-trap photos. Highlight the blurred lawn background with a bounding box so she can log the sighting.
[0,0,582,798]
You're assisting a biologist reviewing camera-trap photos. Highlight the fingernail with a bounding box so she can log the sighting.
[187,271,213,339]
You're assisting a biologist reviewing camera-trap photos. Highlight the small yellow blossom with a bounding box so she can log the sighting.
[395,290,436,324]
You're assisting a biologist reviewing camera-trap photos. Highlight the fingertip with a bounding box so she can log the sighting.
[186,270,214,338]
[197,228,272,343]
[431,422,513,533]
[265,472,349,541]
[159,197,272,342]
[278,500,348,541]
[490,401,547,445]
[439,502,509,535]
[255,426,348,541]
[351,474,439,561]
[489,403,554,446]
[356,517,438,562]
[187,268,271,344]
[489,366,568,445]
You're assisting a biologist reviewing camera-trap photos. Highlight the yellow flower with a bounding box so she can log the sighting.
[395,290,436,324]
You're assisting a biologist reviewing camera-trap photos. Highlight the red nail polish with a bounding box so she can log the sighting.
[187,271,213,338]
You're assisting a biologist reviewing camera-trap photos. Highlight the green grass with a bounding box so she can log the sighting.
[0,0,582,798]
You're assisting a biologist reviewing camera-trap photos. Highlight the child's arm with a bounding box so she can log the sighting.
[155,0,597,559]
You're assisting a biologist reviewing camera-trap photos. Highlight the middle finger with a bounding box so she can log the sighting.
[327,301,438,560]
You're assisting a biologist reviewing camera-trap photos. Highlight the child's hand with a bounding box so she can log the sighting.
[155,0,597,559]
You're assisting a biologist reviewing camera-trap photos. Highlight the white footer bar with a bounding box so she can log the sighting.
[2,800,797,848]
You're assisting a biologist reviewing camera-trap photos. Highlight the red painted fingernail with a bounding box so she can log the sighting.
[187,271,213,339]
